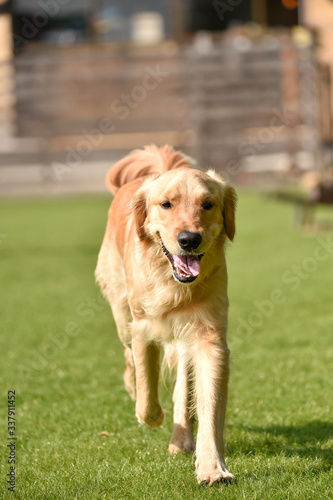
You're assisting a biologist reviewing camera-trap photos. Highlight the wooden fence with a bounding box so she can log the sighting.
[0,36,328,192]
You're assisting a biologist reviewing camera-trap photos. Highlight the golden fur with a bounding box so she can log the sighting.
[95,144,237,484]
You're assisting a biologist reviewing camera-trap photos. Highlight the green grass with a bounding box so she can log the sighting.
[1,192,332,499]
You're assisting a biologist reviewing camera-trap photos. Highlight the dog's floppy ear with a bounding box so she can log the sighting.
[206,170,237,241]
[130,175,159,240]
[130,189,148,240]
[223,185,237,241]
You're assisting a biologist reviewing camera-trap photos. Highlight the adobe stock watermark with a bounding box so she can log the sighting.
[51,64,170,181]
[213,0,244,23]
[222,106,297,183]
[233,234,333,345]
[18,294,106,378]
[10,0,71,53]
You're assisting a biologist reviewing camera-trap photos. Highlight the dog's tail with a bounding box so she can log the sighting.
[105,144,195,195]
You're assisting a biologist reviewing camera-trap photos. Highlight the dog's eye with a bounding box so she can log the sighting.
[160,201,173,209]
[202,200,213,210]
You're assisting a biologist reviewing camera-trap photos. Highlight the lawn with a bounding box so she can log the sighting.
[1,192,332,499]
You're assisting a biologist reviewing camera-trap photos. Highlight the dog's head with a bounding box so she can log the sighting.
[131,168,236,284]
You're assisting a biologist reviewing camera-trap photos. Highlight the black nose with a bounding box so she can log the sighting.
[177,231,202,251]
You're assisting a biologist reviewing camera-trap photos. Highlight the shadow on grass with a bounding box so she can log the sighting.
[231,420,333,471]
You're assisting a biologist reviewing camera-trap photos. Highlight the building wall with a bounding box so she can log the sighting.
[302,0,333,66]
[0,12,15,138]
[0,13,12,61]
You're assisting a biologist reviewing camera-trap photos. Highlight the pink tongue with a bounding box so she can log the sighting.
[173,255,201,277]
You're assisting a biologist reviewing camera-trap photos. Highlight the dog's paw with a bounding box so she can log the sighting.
[196,464,235,486]
[168,439,195,455]
[168,424,195,454]
[136,404,165,428]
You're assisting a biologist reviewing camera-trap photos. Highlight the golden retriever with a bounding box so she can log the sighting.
[95,145,236,484]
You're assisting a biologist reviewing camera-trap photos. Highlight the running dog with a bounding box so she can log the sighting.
[95,145,236,484]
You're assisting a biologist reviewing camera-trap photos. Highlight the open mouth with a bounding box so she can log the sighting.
[161,240,204,283]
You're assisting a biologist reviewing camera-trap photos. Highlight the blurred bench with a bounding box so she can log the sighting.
[266,181,333,229]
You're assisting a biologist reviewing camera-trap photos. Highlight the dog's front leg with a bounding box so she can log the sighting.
[132,336,165,428]
[168,346,195,454]
[194,330,234,485]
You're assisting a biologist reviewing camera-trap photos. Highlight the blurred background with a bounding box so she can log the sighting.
[0,0,333,203]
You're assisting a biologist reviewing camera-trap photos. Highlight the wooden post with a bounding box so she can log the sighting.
[251,0,268,25]
[87,0,100,43]
[171,0,186,43]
